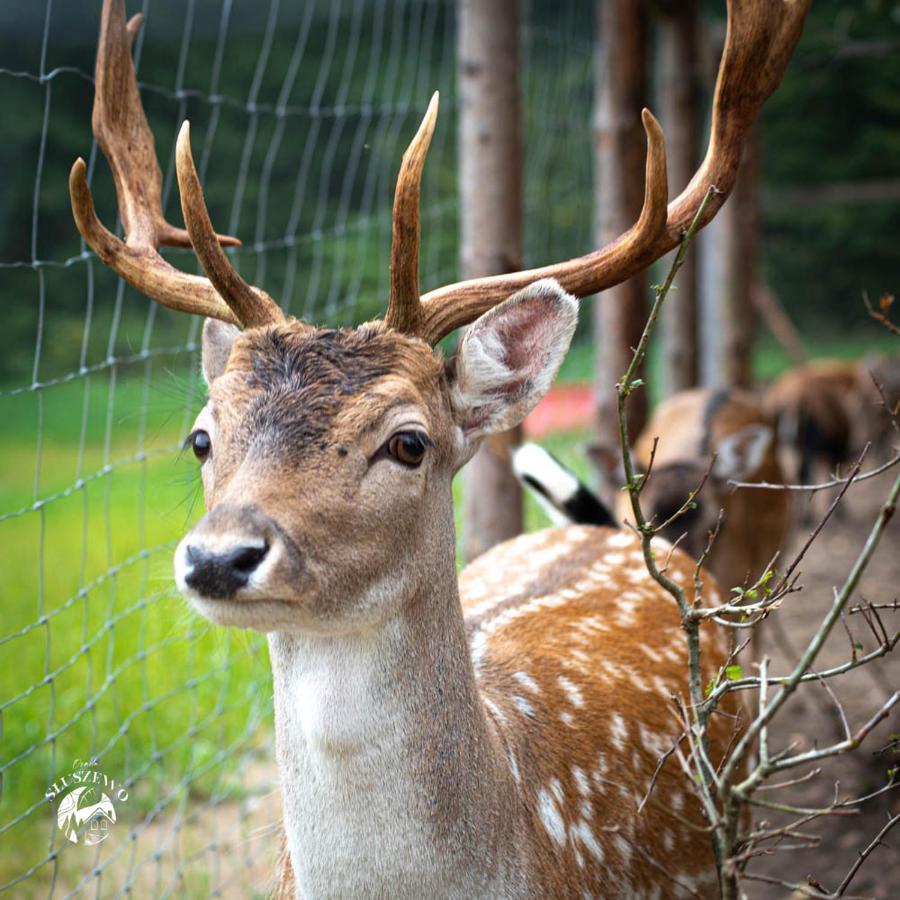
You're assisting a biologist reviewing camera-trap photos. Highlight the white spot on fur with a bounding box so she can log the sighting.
[469,630,488,671]
[507,750,521,785]
[609,713,628,752]
[607,531,635,548]
[614,834,633,863]
[558,675,585,707]
[513,670,540,693]
[549,777,564,805]
[560,711,575,727]
[572,766,591,796]
[596,752,610,776]
[639,724,666,758]
[574,820,605,862]
[537,788,566,846]
[513,695,535,719]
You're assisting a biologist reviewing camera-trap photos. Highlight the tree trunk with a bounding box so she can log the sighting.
[700,130,759,389]
[593,0,649,485]
[657,0,701,396]
[459,0,524,562]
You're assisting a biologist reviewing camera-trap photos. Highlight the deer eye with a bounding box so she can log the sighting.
[187,429,212,462]
[386,431,431,468]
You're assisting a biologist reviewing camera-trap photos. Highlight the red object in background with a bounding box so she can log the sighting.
[523,384,594,438]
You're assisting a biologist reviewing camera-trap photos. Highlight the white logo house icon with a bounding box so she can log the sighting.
[56,784,117,845]
[46,759,128,846]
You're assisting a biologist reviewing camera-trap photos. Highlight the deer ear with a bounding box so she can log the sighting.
[712,424,773,482]
[587,442,628,489]
[201,318,239,385]
[449,279,577,440]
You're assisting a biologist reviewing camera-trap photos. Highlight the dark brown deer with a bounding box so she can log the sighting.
[70,1,808,895]
[764,358,896,485]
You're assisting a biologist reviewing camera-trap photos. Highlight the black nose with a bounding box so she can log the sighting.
[184,542,269,598]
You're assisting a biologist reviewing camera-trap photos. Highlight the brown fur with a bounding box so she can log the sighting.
[460,526,741,895]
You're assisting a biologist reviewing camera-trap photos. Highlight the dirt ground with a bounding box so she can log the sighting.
[745,466,899,898]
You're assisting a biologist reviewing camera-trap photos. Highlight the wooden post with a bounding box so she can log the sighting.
[459,0,524,562]
[593,0,649,484]
[657,0,701,395]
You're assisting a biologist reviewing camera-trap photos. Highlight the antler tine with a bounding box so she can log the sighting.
[176,123,284,328]
[385,92,440,336]
[415,0,811,346]
[416,108,669,345]
[70,0,282,327]
[667,0,810,233]
[69,157,237,321]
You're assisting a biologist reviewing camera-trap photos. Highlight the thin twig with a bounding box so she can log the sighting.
[724,472,899,792]
[727,448,898,492]
[834,812,900,896]
[862,290,900,335]
[637,731,688,814]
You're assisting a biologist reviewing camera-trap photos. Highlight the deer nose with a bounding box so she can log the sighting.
[183,541,269,598]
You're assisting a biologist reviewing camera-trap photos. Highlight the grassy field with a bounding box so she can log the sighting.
[0,364,278,891]
[0,329,891,891]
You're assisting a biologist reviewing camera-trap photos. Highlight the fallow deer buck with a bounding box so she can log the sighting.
[71,1,808,896]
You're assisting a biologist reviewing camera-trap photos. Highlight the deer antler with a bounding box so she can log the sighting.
[384,0,811,346]
[385,92,440,336]
[69,0,283,328]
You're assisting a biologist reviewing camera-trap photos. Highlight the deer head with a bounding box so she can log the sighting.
[69,0,808,631]
[173,280,576,632]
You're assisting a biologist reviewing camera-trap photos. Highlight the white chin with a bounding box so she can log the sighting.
[188,595,305,632]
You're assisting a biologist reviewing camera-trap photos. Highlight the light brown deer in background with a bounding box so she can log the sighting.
[592,388,791,593]
[71,1,809,895]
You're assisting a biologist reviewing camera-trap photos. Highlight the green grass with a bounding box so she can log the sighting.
[0,329,888,890]
[0,368,275,890]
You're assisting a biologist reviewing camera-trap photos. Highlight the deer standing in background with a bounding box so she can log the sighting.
[764,359,895,485]
[71,1,808,895]
[516,389,790,595]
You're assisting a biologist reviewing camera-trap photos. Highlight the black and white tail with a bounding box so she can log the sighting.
[512,443,616,528]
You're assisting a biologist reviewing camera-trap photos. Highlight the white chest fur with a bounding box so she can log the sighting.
[268,627,515,899]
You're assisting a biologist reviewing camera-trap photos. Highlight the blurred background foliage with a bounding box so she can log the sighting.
[0,0,896,384]
[758,0,900,328]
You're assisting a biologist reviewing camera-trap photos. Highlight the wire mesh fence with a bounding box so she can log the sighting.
[0,0,593,894]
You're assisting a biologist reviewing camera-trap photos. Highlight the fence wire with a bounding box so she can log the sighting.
[0,0,593,895]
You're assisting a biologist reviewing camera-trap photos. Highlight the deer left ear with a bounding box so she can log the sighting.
[449,279,578,441]
[712,424,773,482]
[201,318,240,385]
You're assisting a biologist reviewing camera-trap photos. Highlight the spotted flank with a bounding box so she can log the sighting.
[459,525,736,897]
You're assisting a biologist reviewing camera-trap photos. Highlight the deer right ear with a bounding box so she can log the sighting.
[201,319,239,385]
[448,279,577,443]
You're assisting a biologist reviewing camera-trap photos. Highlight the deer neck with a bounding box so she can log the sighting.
[267,502,523,898]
